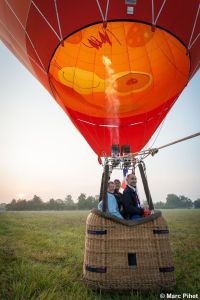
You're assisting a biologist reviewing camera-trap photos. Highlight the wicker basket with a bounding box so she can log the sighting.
[83,209,176,291]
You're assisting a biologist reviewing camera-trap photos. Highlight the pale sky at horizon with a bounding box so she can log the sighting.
[0,42,200,204]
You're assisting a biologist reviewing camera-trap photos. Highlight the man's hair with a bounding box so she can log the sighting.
[127,173,136,180]
[107,181,114,187]
[114,179,120,183]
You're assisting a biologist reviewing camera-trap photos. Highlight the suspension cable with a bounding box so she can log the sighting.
[151,0,167,26]
[95,0,110,26]
[131,132,200,158]
[188,3,200,50]
[154,131,200,151]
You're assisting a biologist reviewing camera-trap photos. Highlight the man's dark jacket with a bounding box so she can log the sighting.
[122,185,144,218]
[114,189,125,217]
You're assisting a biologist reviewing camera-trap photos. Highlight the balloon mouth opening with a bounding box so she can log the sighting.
[48,20,190,118]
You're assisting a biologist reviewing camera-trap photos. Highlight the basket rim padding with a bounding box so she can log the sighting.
[90,209,162,226]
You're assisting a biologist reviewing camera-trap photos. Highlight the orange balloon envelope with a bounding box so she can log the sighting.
[0,0,199,157]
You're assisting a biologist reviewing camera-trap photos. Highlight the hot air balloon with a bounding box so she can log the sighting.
[1,0,199,292]
[1,0,199,158]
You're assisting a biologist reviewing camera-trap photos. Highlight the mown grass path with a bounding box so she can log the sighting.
[0,210,199,299]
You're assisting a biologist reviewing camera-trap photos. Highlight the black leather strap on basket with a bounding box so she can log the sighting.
[87,229,107,235]
[85,265,107,273]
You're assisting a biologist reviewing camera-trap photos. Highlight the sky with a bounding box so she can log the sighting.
[0,42,200,204]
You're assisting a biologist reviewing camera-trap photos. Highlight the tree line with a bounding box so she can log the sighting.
[154,194,200,209]
[5,194,99,211]
[3,193,200,211]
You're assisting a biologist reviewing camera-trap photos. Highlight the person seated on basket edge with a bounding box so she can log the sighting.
[113,179,125,218]
[98,181,123,219]
[123,174,151,220]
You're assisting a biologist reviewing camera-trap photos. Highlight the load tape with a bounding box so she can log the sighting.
[85,265,107,273]
[153,229,169,234]
[87,229,107,235]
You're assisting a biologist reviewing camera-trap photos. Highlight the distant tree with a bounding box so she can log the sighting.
[77,194,99,210]
[11,199,17,205]
[165,194,193,209]
[179,195,193,208]
[64,195,76,210]
[165,194,182,208]
[55,199,64,210]
[48,198,56,210]
[0,203,6,211]
[154,201,165,209]
[49,198,55,204]
[77,193,87,209]
[15,199,27,210]
[194,198,200,208]
[85,196,96,209]
[30,195,43,210]
[65,195,73,205]
[6,199,17,210]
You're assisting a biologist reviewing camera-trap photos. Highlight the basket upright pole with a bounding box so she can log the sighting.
[138,162,154,211]
[102,164,109,212]
[99,172,104,203]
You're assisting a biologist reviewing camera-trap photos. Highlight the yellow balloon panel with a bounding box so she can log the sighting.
[49,21,190,118]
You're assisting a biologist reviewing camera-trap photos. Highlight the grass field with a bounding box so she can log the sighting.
[0,210,199,300]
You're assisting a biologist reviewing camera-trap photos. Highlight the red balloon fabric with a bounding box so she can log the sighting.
[0,0,199,157]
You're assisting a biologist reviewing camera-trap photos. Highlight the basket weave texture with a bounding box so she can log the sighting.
[83,209,176,291]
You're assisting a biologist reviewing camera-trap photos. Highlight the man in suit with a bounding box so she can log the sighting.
[123,174,145,219]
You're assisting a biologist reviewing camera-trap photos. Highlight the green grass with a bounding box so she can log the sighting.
[0,210,199,299]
